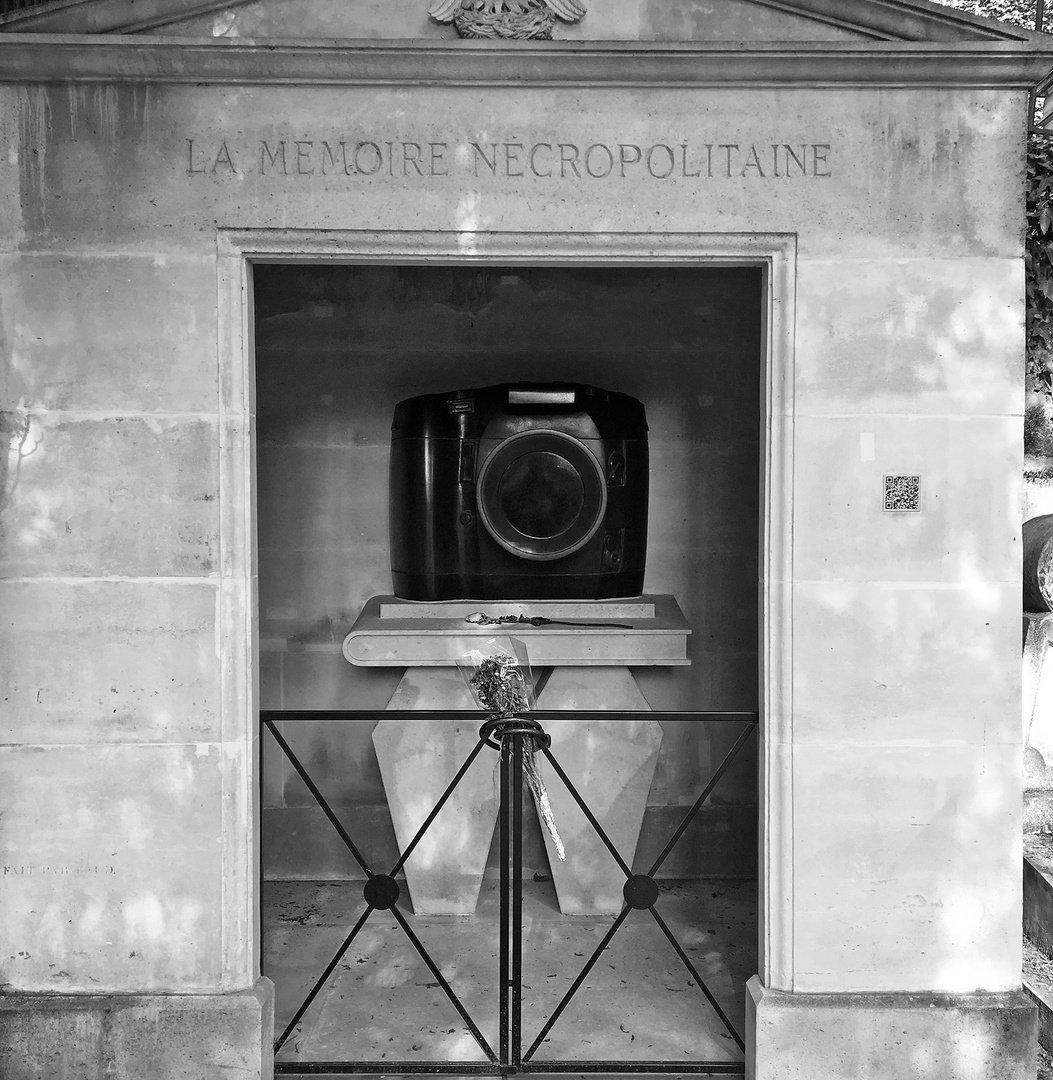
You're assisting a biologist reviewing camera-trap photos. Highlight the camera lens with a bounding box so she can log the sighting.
[476,429,607,562]
[498,452,585,539]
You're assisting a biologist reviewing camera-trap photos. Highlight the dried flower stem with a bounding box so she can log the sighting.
[469,654,565,861]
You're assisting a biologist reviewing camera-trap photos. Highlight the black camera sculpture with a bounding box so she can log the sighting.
[389,382,649,600]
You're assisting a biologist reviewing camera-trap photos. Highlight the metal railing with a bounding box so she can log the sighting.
[261,709,758,1077]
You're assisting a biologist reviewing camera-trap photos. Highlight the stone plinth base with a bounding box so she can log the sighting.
[746,977,1036,1080]
[0,979,274,1080]
[373,710,499,915]
[536,667,662,914]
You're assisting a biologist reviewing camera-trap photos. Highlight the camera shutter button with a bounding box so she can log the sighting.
[459,510,474,526]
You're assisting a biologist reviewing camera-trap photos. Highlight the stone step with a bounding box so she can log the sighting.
[1025,834,1053,958]
[1024,937,1053,1058]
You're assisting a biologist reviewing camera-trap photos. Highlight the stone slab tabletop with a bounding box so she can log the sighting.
[342,594,691,667]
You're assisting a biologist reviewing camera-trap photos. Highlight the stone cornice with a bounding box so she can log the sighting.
[1,0,1043,41]
[0,36,1051,89]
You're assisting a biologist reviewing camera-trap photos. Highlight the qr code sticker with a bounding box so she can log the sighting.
[883,474,921,512]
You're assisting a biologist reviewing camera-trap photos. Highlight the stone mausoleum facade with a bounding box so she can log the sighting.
[0,0,1051,1077]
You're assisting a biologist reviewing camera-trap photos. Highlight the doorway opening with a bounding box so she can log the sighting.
[253,262,762,1072]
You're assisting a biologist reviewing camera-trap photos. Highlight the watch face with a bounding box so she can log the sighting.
[477,429,607,562]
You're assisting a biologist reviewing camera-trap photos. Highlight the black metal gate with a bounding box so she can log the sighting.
[262,710,757,1076]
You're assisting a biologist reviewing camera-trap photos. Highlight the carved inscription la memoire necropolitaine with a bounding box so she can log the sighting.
[186,137,832,180]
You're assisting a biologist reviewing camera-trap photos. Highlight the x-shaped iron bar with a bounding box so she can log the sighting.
[521,722,757,1062]
[263,712,756,1071]
[264,718,496,1062]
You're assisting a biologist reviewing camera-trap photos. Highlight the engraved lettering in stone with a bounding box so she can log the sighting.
[187,135,834,181]
[186,138,238,174]
[212,141,238,174]
[402,142,425,176]
[319,141,349,176]
[741,144,765,177]
[618,144,641,177]
[472,142,498,177]
[430,142,448,176]
[530,143,553,177]
[355,142,383,175]
[647,144,675,179]
[812,143,831,177]
[680,143,701,178]
[585,143,613,179]
[294,140,313,175]
[186,138,208,175]
[559,143,581,178]
[783,144,807,177]
[718,144,739,178]
[259,140,288,175]
[505,142,525,178]
[3,864,116,875]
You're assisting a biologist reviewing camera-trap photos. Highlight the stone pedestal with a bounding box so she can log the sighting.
[372,664,663,917]
[535,668,663,915]
[745,977,1036,1080]
[373,670,498,915]
[358,599,687,916]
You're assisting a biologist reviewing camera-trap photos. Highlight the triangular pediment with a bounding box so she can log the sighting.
[0,0,1044,41]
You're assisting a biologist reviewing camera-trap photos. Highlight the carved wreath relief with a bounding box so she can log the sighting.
[428,0,587,39]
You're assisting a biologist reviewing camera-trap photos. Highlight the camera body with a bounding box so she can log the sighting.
[389,382,649,601]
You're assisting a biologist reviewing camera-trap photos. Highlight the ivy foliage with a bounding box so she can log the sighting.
[933,0,1037,29]
[1028,138,1053,401]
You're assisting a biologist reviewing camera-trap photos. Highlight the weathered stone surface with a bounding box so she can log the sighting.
[383,666,477,711]
[270,710,385,808]
[794,257,1024,417]
[792,581,1022,746]
[632,803,758,878]
[257,544,391,642]
[0,980,273,1080]
[150,0,870,42]
[791,415,1020,585]
[0,252,218,412]
[0,415,218,577]
[262,805,400,880]
[746,978,1036,1080]
[10,84,1022,261]
[0,744,227,991]
[256,444,387,553]
[0,580,220,744]
[790,742,1022,994]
